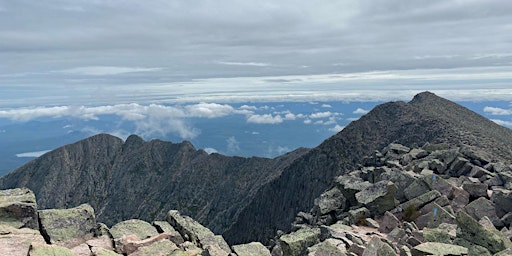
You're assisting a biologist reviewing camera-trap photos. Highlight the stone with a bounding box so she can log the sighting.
[423,226,456,244]
[38,203,96,248]
[463,197,502,228]
[0,224,46,256]
[348,207,370,225]
[335,175,372,207]
[110,219,159,252]
[414,203,455,229]
[380,170,416,202]
[86,235,114,251]
[397,190,441,220]
[130,239,179,256]
[279,227,321,256]
[498,171,512,189]
[365,218,380,229]
[409,148,429,159]
[379,211,400,233]
[315,188,346,215]
[27,242,75,256]
[387,227,407,244]
[355,181,398,216]
[449,187,469,212]
[456,211,512,253]
[70,243,92,256]
[385,143,411,155]
[167,210,231,254]
[153,220,185,245]
[462,182,488,199]
[115,233,173,255]
[0,188,39,229]
[428,159,447,174]
[307,239,346,256]
[494,248,512,256]
[491,188,512,218]
[362,237,396,256]
[422,175,454,198]
[232,242,272,256]
[448,157,471,176]
[91,247,123,256]
[411,242,468,256]
[404,180,430,201]
[501,212,512,228]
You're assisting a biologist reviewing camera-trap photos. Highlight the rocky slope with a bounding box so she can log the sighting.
[224,92,512,244]
[0,133,308,235]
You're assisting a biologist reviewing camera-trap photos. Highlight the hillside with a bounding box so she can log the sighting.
[2,92,512,246]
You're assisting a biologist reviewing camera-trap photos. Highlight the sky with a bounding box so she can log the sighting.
[1,1,512,139]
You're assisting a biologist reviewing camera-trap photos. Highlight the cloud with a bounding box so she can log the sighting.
[203,147,218,154]
[353,108,370,114]
[216,61,271,67]
[491,119,512,128]
[310,111,332,119]
[321,104,332,108]
[185,103,235,118]
[329,124,345,133]
[16,150,51,158]
[304,119,312,124]
[226,136,240,153]
[57,66,163,76]
[247,114,283,124]
[484,106,512,115]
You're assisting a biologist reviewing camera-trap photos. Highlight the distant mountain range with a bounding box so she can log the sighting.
[1,92,512,245]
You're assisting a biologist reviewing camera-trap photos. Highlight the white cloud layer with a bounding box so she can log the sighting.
[247,114,283,124]
[484,106,512,115]
[491,119,512,128]
[353,108,370,114]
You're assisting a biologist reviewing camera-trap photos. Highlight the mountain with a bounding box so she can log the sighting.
[1,91,511,245]
[223,91,512,244]
[0,133,309,235]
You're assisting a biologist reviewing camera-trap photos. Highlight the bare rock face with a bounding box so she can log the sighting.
[0,224,46,256]
[0,188,38,229]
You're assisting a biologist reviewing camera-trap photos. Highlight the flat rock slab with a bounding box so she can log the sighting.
[279,227,321,256]
[0,224,46,256]
[27,242,75,256]
[411,242,468,256]
[38,203,96,248]
[232,242,272,256]
[456,211,512,253]
[0,188,39,229]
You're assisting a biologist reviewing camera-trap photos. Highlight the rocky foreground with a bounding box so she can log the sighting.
[2,142,512,255]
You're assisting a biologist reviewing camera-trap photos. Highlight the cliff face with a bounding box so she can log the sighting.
[0,132,308,235]
[223,92,512,244]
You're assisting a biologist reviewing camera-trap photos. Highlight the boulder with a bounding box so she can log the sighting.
[0,188,39,229]
[314,188,346,215]
[27,242,75,256]
[379,170,416,202]
[348,207,370,225]
[397,190,441,220]
[462,182,488,199]
[153,220,185,245]
[463,197,502,228]
[91,247,123,256]
[115,233,173,255]
[362,237,396,256]
[70,243,92,256]
[279,227,321,256]
[335,175,371,207]
[38,203,96,248]
[498,171,512,189]
[385,143,411,155]
[423,224,457,244]
[378,211,400,233]
[448,157,472,176]
[130,239,179,256]
[232,242,271,256]
[307,238,346,256]
[0,224,46,256]
[422,175,454,198]
[355,181,398,216]
[404,180,430,201]
[86,235,114,251]
[495,248,512,256]
[449,187,469,212]
[456,211,512,253]
[109,219,159,252]
[411,242,468,256]
[167,210,231,254]
[491,188,512,218]
[414,203,455,229]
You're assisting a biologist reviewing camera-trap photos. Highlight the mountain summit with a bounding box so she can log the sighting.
[1,92,511,245]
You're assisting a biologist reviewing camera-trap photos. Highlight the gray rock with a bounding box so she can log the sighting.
[355,181,398,216]
[307,239,346,256]
[362,237,396,256]
[456,211,512,253]
[462,182,488,199]
[130,239,179,256]
[411,242,468,256]
[423,224,457,244]
[167,210,231,254]
[501,212,512,228]
[428,159,447,174]
[314,188,346,215]
[380,170,416,202]
[279,227,321,256]
[498,171,512,189]
[404,180,430,201]
[409,148,429,160]
[0,188,39,229]
[397,190,441,220]
[38,203,96,248]
[385,143,411,155]
[463,197,502,228]
[0,224,46,256]
[153,220,185,245]
[232,242,271,256]
[494,248,512,256]
[110,219,158,240]
[27,242,75,256]
[448,157,472,176]
[335,175,371,207]
[491,188,512,218]
[348,207,370,225]
[414,203,455,229]
[379,211,401,233]
[449,187,469,212]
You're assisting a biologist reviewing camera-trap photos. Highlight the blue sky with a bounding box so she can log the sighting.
[1,1,512,173]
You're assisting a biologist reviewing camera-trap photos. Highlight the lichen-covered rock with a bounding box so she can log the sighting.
[0,188,38,229]
[414,203,455,229]
[0,224,46,256]
[335,175,372,207]
[167,210,231,254]
[279,227,321,256]
[422,223,456,244]
[130,239,179,256]
[110,219,159,241]
[362,237,396,256]
[70,243,92,256]
[91,247,123,256]
[307,238,347,256]
[232,242,271,256]
[456,211,512,253]
[379,211,400,233]
[38,203,96,248]
[411,242,468,256]
[152,220,185,245]
[355,181,398,216]
[27,242,75,256]
[314,188,346,215]
[404,180,430,201]
[462,182,488,199]
[463,197,502,228]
